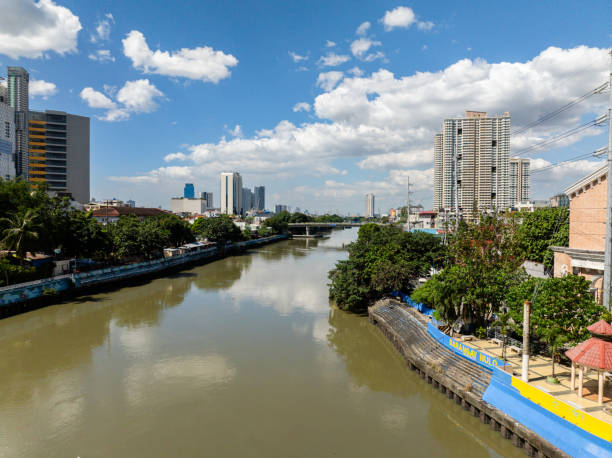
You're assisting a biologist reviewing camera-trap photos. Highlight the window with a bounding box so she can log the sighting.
[492,166,496,173]
[492,140,497,147]
[457,128,462,134]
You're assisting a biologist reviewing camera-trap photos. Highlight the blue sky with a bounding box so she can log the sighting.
[1,0,611,213]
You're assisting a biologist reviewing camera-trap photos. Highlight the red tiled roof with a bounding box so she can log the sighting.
[91,207,169,217]
[587,319,612,336]
[565,338,612,370]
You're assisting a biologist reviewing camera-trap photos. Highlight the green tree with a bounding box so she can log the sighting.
[328,224,445,312]
[289,212,313,223]
[515,207,569,272]
[0,209,39,258]
[158,214,195,247]
[263,211,291,234]
[192,215,242,245]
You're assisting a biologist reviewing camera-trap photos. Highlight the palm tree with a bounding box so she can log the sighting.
[0,209,39,259]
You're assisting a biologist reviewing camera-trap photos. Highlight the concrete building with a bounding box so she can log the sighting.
[365,193,375,218]
[516,200,550,212]
[550,193,570,208]
[275,204,288,214]
[242,187,254,212]
[551,165,606,302]
[199,191,213,209]
[0,102,16,180]
[220,172,243,215]
[254,186,265,211]
[126,199,136,208]
[7,67,29,178]
[184,183,194,199]
[433,111,511,219]
[170,197,208,215]
[28,110,90,203]
[509,157,530,208]
[91,206,168,225]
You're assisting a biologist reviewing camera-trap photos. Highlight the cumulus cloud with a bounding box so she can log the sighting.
[164,152,188,162]
[29,80,57,99]
[91,13,114,42]
[80,79,163,121]
[356,21,370,36]
[88,49,115,62]
[293,102,311,112]
[316,71,344,91]
[109,46,609,206]
[289,51,308,62]
[325,40,336,48]
[123,30,238,83]
[318,52,351,67]
[382,6,433,32]
[0,0,81,59]
[348,67,364,77]
[350,37,382,59]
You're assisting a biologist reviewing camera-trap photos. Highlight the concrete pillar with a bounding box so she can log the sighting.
[306,226,310,237]
[522,301,531,383]
[598,370,604,405]
[570,361,576,391]
[578,366,584,398]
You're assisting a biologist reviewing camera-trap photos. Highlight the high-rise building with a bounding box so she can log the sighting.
[7,67,29,178]
[509,157,530,208]
[433,111,511,219]
[0,101,16,180]
[254,185,265,211]
[220,172,243,215]
[242,187,254,212]
[199,191,213,208]
[28,110,90,203]
[365,193,375,217]
[275,204,288,214]
[184,183,195,199]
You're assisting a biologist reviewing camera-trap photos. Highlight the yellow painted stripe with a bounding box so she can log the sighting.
[511,377,612,441]
[29,170,46,175]
[29,120,45,125]
[29,142,45,147]
[29,149,45,153]
[29,156,46,161]
[29,134,45,139]
[29,177,46,182]
[28,127,45,132]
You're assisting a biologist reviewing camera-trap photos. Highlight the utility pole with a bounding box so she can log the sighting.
[406,176,412,232]
[522,300,531,382]
[603,50,612,311]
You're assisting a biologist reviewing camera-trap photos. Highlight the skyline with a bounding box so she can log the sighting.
[0,1,611,212]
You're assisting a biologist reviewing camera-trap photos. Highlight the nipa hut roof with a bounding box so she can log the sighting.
[565,338,612,371]
[587,319,612,336]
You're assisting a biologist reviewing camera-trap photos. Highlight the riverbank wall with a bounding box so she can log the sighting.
[0,235,287,316]
[369,300,612,457]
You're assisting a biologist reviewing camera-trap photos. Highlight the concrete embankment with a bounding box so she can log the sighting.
[0,235,287,317]
[370,300,571,457]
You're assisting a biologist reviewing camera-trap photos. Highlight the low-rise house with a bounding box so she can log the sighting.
[551,164,606,302]
[91,206,169,224]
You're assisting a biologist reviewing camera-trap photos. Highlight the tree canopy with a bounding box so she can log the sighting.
[192,215,242,245]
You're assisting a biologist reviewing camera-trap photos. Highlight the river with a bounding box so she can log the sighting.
[0,228,522,457]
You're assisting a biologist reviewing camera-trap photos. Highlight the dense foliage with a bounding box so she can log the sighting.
[515,207,569,272]
[192,215,242,245]
[328,224,445,312]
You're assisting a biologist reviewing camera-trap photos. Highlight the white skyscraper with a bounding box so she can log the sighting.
[509,157,530,208]
[365,193,375,218]
[433,111,511,219]
[220,172,243,215]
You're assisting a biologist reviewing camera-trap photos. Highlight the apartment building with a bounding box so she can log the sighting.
[28,110,90,203]
[254,186,265,211]
[220,172,243,215]
[433,111,511,219]
[0,101,15,180]
[509,157,530,208]
[7,67,29,178]
[365,193,375,218]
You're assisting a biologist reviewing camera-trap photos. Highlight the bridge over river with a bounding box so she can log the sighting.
[287,222,364,237]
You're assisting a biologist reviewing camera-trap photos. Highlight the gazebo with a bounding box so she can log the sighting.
[566,320,612,405]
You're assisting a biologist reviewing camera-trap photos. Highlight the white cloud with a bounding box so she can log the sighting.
[29,80,57,99]
[382,6,416,31]
[80,87,117,109]
[0,0,81,59]
[109,46,610,207]
[122,30,238,83]
[164,152,188,162]
[228,124,243,137]
[90,13,114,42]
[356,21,371,36]
[88,49,115,62]
[350,38,382,59]
[293,102,311,112]
[80,79,163,121]
[348,67,364,77]
[318,52,351,67]
[316,71,344,91]
[325,40,336,48]
[289,51,308,62]
[116,79,163,113]
[417,21,434,31]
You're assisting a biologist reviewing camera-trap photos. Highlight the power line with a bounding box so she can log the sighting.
[530,152,600,175]
[512,81,609,135]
